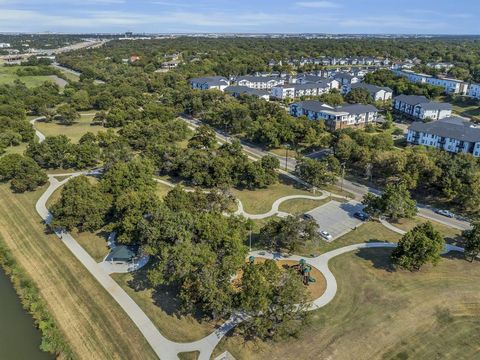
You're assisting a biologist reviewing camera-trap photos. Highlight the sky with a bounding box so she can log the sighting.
[0,0,479,34]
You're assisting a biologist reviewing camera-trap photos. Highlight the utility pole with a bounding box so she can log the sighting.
[285,146,289,171]
[341,162,346,192]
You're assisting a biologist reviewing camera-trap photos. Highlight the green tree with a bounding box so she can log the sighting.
[238,260,310,340]
[295,157,337,187]
[462,222,480,262]
[0,154,47,193]
[345,88,374,104]
[362,182,417,220]
[50,176,111,231]
[188,124,217,150]
[391,222,444,271]
[56,104,80,125]
[259,215,319,253]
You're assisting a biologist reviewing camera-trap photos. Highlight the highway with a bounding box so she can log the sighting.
[179,115,471,231]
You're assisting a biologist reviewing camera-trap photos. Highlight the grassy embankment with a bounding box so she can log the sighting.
[0,184,157,359]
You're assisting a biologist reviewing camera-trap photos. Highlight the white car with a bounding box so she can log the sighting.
[320,230,333,241]
[436,209,455,218]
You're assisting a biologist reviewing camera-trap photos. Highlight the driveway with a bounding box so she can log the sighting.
[306,200,365,241]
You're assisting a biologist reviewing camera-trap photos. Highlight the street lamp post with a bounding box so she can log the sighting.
[341,162,346,192]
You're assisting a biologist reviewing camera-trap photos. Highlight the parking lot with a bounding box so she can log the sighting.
[306,200,365,241]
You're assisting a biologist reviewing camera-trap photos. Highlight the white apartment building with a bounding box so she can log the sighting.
[271,83,330,100]
[407,117,480,157]
[467,83,480,99]
[289,100,378,130]
[393,95,452,120]
[235,76,284,90]
[348,83,393,101]
[393,70,469,96]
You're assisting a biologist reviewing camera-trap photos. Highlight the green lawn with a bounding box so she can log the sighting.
[278,198,331,215]
[35,113,103,143]
[231,175,313,214]
[392,217,464,245]
[2,143,27,157]
[0,65,58,88]
[214,248,480,360]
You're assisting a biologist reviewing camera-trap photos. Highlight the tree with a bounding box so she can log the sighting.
[0,154,47,193]
[71,90,91,110]
[238,260,310,340]
[345,88,374,104]
[259,215,319,253]
[112,189,161,244]
[295,157,337,187]
[100,158,156,198]
[362,182,417,220]
[391,222,444,271]
[382,112,393,130]
[463,222,480,262]
[188,124,217,150]
[56,104,80,125]
[50,176,111,231]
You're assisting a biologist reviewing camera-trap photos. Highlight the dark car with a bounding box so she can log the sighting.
[302,213,314,221]
[354,212,369,221]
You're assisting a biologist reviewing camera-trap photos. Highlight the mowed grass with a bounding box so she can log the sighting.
[214,248,480,360]
[231,175,313,214]
[112,267,220,343]
[0,65,57,88]
[0,184,157,359]
[35,113,103,143]
[392,217,464,245]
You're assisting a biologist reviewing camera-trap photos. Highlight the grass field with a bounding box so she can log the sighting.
[392,217,463,245]
[112,267,220,343]
[232,175,313,214]
[35,113,103,143]
[0,184,157,359]
[214,248,480,359]
[0,65,58,88]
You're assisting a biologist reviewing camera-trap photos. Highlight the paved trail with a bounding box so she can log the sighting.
[32,122,468,360]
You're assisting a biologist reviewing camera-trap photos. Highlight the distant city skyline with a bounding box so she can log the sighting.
[0,0,479,34]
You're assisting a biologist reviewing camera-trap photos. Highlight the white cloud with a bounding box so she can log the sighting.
[295,1,340,8]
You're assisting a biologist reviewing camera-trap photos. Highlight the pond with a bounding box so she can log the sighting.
[0,268,53,360]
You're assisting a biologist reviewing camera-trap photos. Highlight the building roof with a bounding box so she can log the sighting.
[296,74,331,83]
[292,100,378,116]
[110,246,136,262]
[417,102,452,111]
[280,83,329,90]
[394,94,429,105]
[409,117,480,143]
[334,72,355,80]
[351,82,393,93]
[189,76,228,86]
[224,86,269,97]
[236,75,280,83]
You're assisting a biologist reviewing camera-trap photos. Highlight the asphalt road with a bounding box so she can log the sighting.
[179,115,471,231]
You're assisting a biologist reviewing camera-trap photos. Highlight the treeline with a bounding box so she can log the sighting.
[0,243,72,358]
[364,69,445,98]
[333,129,480,216]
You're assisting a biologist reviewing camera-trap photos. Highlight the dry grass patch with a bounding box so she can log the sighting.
[35,113,103,143]
[0,184,157,359]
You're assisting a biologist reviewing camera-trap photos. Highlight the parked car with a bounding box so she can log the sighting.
[436,209,455,218]
[354,212,369,221]
[302,213,314,221]
[320,230,333,241]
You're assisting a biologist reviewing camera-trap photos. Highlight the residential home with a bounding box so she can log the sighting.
[161,60,180,69]
[289,100,379,129]
[334,72,360,94]
[394,70,469,96]
[235,75,285,90]
[393,95,452,120]
[349,83,393,101]
[189,76,229,91]
[407,117,480,157]
[224,86,270,101]
[296,74,340,89]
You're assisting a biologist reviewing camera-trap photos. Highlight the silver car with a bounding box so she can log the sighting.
[320,230,333,241]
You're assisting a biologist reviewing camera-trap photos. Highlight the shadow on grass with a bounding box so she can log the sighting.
[126,264,208,322]
[355,244,396,272]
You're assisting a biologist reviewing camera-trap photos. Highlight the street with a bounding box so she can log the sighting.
[178,115,471,231]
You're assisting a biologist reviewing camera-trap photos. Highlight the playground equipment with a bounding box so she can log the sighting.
[294,259,316,285]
